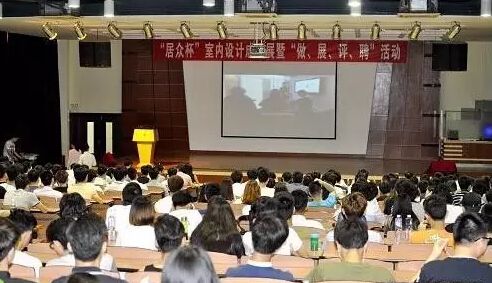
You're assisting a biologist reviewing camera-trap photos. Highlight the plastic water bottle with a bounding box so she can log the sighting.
[107,216,117,244]
[404,215,413,241]
[181,217,190,240]
[395,215,402,245]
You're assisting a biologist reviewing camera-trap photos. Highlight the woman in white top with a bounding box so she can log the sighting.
[169,191,203,239]
[117,196,157,250]
[66,144,81,169]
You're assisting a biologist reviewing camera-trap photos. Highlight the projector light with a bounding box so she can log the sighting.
[143,22,154,39]
[445,22,461,40]
[297,22,307,40]
[42,23,58,40]
[371,23,381,40]
[269,23,278,40]
[180,22,193,39]
[74,21,87,40]
[409,22,422,40]
[332,23,341,40]
[217,21,228,39]
[107,22,122,39]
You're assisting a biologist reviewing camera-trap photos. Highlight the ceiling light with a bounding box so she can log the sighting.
[42,23,58,40]
[350,5,361,16]
[482,0,491,17]
[409,22,422,40]
[348,0,361,7]
[143,22,154,39]
[107,22,122,39]
[74,21,87,40]
[104,0,114,17]
[445,22,461,40]
[68,0,80,8]
[217,21,227,39]
[297,22,307,40]
[203,0,215,7]
[332,23,341,40]
[180,22,193,39]
[371,23,381,40]
[269,23,278,40]
[224,0,234,16]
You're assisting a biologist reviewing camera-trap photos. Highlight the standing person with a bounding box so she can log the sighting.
[3,137,22,162]
[78,143,97,168]
[66,143,81,169]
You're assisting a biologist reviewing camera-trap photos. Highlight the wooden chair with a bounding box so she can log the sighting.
[319,258,394,271]
[27,242,56,255]
[395,260,426,271]
[124,271,162,283]
[392,270,418,283]
[38,196,61,211]
[39,265,73,282]
[271,255,314,279]
[208,252,242,275]
[220,278,293,283]
[9,264,36,280]
[107,246,161,270]
[103,190,123,201]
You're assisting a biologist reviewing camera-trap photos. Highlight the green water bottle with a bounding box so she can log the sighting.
[181,216,190,239]
[310,233,319,252]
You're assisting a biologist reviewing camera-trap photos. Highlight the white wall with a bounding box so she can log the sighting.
[440,41,492,111]
[183,61,377,154]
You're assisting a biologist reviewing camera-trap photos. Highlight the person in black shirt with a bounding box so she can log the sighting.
[418,212,492,283]
[0,218,34,283]
[52,214,125,283]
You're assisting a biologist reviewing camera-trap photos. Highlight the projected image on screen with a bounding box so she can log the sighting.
[222,62,337,139]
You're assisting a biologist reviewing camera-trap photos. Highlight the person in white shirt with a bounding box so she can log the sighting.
[176,171,193,189]
[105,166,128,191]
[66,143,82,169]
[45,217,115,271]
[4,174,48,213]
[291,190,324,230]
[106,182,142,240]
[117,196,157,250]
[169,191,203,239]
[230,170,245,200]
[127,167,148,191]
[9,209,43,277]
[93,165,111,189]
[258,168,274,197]
[155,175,184,214]
[78,143,97,168]
[351,181,385,225]
[0,164,16,194]
[34,170,63,199]
[147,167,166,191]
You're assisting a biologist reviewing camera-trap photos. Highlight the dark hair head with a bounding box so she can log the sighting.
[59,193,87,220]
[127,167,137,180]
[257,168,269,183]
[6,165,19,182]
[168,175,184,193]
[230,170,243,184]
[14,174,29,190]
[148,168,159,180]
[453,212,488,244]
[291,190,309,213]
[8,209,37,233]
[122,182,142,205]
[359,182,378,202]
[334,217,368,249]
[458,175,473,192]
[178,163,195,181]
[167,167,178,177]
[40,170,53,186]
[342,193,367,218]
[0,218,20,262]
[172,191,193,207]
[302,174,313,187]
[46,217,73,249]
[433,183,453,204]
[199,183,221,203]
[163,246,219,283]
[417,180,429,195]
[292,171,303,183]
[462,192,482,213]
[123,159,132,167]
[129,196,155,226]
[113,166,127,181]
[281,172,292,183]
[67,273,99,283]
[73,166,89,183]
[273,182,288,194]
[27,169,40,183]
[154,214,185,253]
[87,169,97,183]
[80,143,90,152]
[308,182,322,197]
[246,169,258,181]
[472,179,489,196]
[274,191,294,221]
[0,164,6,179]
[97,165,107,176]
[219,178,234,201]
[486,190,492,203]
[423,195,447,221]
[251,215,289,254]
[66,214,107,262]
[140,165,152,176]
[250,197,280,222]
[355,169,369,182]
[321,172,338,186]
[54,170,69,184]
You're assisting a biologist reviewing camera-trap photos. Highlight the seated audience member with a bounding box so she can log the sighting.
[219,177,234,201]
[306,217,395,283]
[472,178,489,199]
[453,175,473,205]
[127,167,148,191]
[286,171,309,193]
[137,165,152,184]
[67,166,104,204]
[87,169,98,183]
[170,191,203,239]
[154,175,184,214]
[432,183,465,224]
[33,170,63,198]
[328,193,383,243]
[105,182,142,237]
[417,180,430,200]
[307,181,336,208]
[59,193,88,220]
[93,165,111,189]
[274,182,288,194]
[52,215,126,283]
[53,170,69,193]
[281,171,292,183]
[77,143,97,168]
[240,180,261,216]
[410,195,454,246]
[147,167,166,190]
[316,172,346,199]
[191,196,245,258]
[105,166,128,191]
[388,193,420,231]
[0,164,7,199]
[198,183,221,203]
[26,169,41,192]
[462,192,483,213]
[291,190,324,230]
[417,212,492,283]
[230,170,244,200]
[177,163,194,189]
[258,168,274,197]
[0,218,34,283]
[163,246,219,283]
[4,174,48,213]
[144,214,185,271]
[0,164,17,193]
[226,216,295,281]
[45,217,115,271]
[117,196,157,250]
[352,181,385,224]
[8,209,42,276]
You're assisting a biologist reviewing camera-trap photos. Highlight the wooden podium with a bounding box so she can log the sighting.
[132,129,159,167]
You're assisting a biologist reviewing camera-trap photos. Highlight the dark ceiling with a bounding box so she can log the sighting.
[0,0,482,17]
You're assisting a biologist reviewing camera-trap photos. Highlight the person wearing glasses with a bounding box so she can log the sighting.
[417,212,492,283]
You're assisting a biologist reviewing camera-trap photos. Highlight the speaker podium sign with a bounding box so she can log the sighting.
[132,129,159,167]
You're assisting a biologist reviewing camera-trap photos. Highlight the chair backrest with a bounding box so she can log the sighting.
[479,246,492,264]
[147,186,164,194]
[194,202,208,210]
[208,252,241,275]
[39,265,73,282]
[107,246,161,260]
[103,190,122,200]
[39,196,60,209]
[124,271,162,283]
[395,260,425,271]
[9,264,36,280]
[220,278,293,283]
[271,255,314,279]
[27,242,56,255]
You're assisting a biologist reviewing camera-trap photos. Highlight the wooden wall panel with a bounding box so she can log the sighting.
[121,40,190,158]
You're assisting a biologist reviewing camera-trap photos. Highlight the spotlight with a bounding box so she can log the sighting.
[217,21,228,39]
[104,0,114,17]
[482,0,491,17]
[143,22,154,39]
[371,23,381,40]
[74,21,87,40]
[297,22,307,40]
[269,23,278,40]
[68,0,80,8]
[180,22,193,39]
[445,22,461,40]
[203,0,215,7]
[42,23,58,40]
[107,22,122,39]
[348,0,361,7]
[224,0,234,16]
[332,23,341,40]
[409,22,422,40]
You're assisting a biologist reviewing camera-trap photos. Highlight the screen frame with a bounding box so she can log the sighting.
[220,61,338,140]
